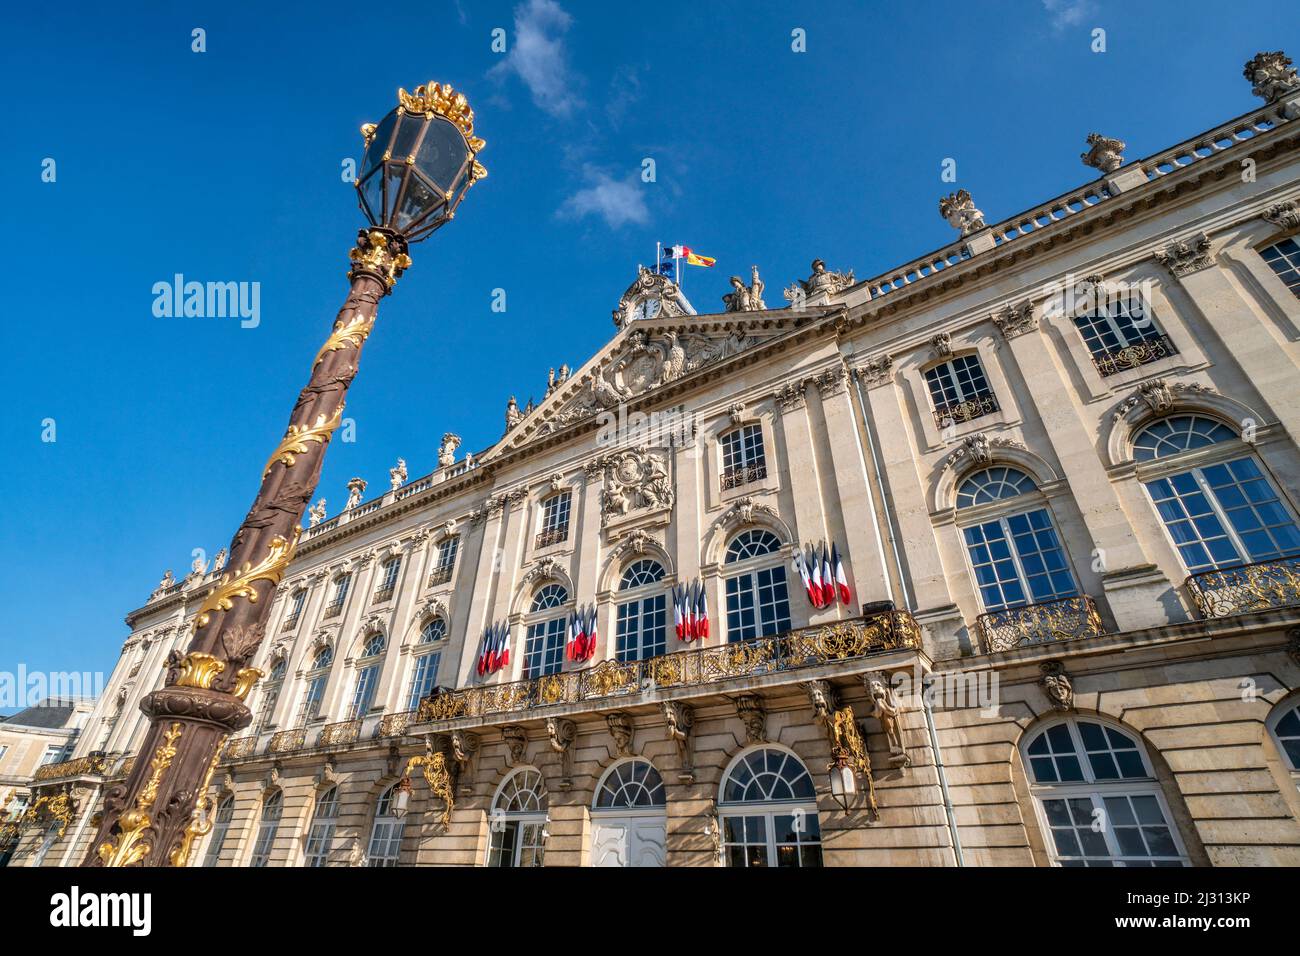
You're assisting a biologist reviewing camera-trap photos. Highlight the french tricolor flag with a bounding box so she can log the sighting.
[832,542,852,605]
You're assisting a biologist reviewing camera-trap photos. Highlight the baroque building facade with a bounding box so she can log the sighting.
[9,53,1300,868]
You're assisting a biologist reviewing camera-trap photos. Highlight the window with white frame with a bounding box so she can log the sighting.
[1267,699,1300,787]
[201,795,234,867]
[1260,237,1300,298]
[429,535,459,584]
[39,745,64,766]
[297,645,333,725]
[956,467,1078,610]
[283,589,306,630]
[536,492,572,548]
[304,786,339,867]
[924,354,997,426]
[1072,292,1175,376]
[720,424,768,490]
[1134,415,1300,573]
[323,575,351,619]
[487,768,548,867]
[523,584,569,679]
[255,656,288,732]
[724,530,791,642]
[249,790,282,867]
[374,557,401,600]
[406,618,445,709]
[348,633,386,719]
[719,747,822,868]
[594,759,666,809]
[368,784,405,867]
[1023,717,1188,866]
[615,560,667,662]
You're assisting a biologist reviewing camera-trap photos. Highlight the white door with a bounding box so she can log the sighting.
[591,814,667,867]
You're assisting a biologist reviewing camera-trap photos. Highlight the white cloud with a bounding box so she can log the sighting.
[1041,0,1094,32]
[488,0,583,118]
[557,167,649,229]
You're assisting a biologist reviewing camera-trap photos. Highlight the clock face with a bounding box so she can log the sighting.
[632,297,661,322]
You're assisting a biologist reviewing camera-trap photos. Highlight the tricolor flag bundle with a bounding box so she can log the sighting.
[673,581,710,642]
[662,244,716,268]
[476,621,511,676]
[794,541,853,609]
[566,604,598,662]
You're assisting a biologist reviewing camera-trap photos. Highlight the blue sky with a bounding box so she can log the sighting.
[0,0,1294,701]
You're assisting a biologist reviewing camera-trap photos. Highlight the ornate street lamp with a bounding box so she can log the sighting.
[828,758,858,812]
[83,82,486,867]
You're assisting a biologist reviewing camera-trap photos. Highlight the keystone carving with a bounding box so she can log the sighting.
[734,694,768,744]
[1039,661,1075,712]
[606,712,634,756]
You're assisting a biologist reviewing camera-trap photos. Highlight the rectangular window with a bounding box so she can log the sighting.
[428,537,459,585]
[523,618,567,678]
[1041,792,1185,866]
[300,675,327,724]
[963,509,1078,610]
[1260,237,1300,298]
[368,820,405,867]
[39,745,64,766]
[349,665,380,719]
[924,355,998,426]
[323,576,350,619]
[1072,296,1176,376]
[0,745,8,766]
[720,425,767,490]
[725,566,791,642]
[1145,457,1300,572]
[374,558,401,600]
[282,590,306,630]
[536,493,572,549]
[616,594,667,662]
[406,653,441,710]
[250,820,278,868]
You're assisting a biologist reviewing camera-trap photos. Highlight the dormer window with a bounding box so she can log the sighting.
[924,355,997,428]
[536,492,571,549]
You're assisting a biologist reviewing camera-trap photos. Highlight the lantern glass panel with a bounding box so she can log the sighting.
[394,172,441,232]
[361,112,399,178]
[358,169,385,224]
[415,119,470,194]
[390,112,423,162]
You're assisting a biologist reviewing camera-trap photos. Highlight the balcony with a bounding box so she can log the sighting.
[268,728,306,754]
[224,736,258,759]
[1185,556,1300,619]
[378,710,417,738]
[535,526,569,550]
[932,392,998,429]
[417,609,923,725]
[322,600,345,620]
[280,614,300,632]
[1091,333,1178,377]
[720,463,768,491]
[427,565,455,587]
[372,584,396,604]
[31,751,111,782]
[319,719,362,747]
[976,596,1105,653]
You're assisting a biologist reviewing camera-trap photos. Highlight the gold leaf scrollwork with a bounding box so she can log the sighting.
[829,705,877,815]
[231,667,265,701]
[537,674,566,705]
[262,404,345,476]
[193,533,299,631]
[314,313,375,368]
[169,736,226,867]
[405,750,455,827]
[174,652,225,691]
[96,723,182,868]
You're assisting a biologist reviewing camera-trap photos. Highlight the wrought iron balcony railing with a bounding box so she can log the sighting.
[933,392,998,429]
[720,463,768,491]
[31,752,111,782]
[322,600,345,620]
[224,737,258,759]
[1091,333,1178,377]
[372,585,396,604]
[976,595,1105,652]
[268,728,306,754]
[535,526,569,550]
[427,565,455,587]
[378,710,417,738]
[319,719,363,747]
[1184,556,1300,619]
[281,614,300,632]
[417,610,922,724]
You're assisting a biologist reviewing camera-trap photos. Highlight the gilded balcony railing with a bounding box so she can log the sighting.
[224,737,258,759]
[535,527,569,550]
[114,755,137,778]
[319,719,362,747]
[417,610,922,724]
[1091,333,1178,377]
[322,600,345,620]
[372,585,396,604]
[268,728,306,754]
[976,596,1105,652]
[31,752,111,781]
[933,393,998,429]
[427,565,455,587]
[378,710,417,738]
[720,463,768,491]
[1184,556,1300,619]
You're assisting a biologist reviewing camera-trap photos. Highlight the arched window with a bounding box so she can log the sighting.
[368,784,405,867]
[1022,717,1188,866]
[249,790,282,867]
[524,585,570,679]
[616,560,667,662]
[724,531,790,643]
[348,633,386,719]
[268,657,287,682]
[719,748,821,868]
[201,795,234,867]
[956,467,1078,611]
[304,787,339,867]
[488,769,548,867]
[406,618,445,709]
[311,645,334,670]
[1134,415,1300,573]
[1267,699,1300,784]
[298,645,333,725]
[594,760,666,809]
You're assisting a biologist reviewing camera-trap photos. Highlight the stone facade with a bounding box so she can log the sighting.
[10,59,1300,868]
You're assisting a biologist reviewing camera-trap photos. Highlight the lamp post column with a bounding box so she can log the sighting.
[83,229,410,867]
